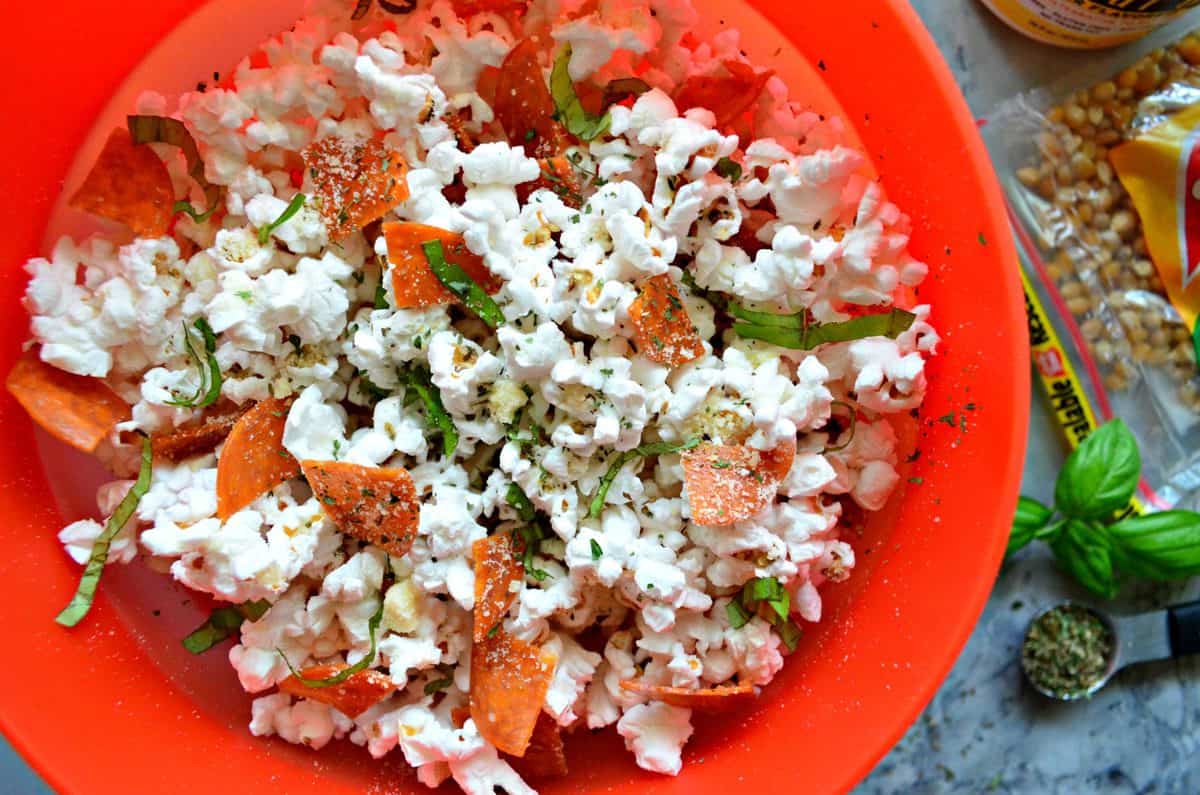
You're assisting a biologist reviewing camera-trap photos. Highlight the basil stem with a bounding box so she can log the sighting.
[127,114,223,222]
[422,239,504,329]
[588,438,700,518]
[257,193,306,245]
[278,596,384,688]
[182,599,270,654]
[550,44,611,141]
[55,436,153,627]
[166,318,222,408]
[402,365,459,456]
[732,307,916,350]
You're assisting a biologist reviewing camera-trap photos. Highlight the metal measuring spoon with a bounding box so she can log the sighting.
[1021,599,1200,701]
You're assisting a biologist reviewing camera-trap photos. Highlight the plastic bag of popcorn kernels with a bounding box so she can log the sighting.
[984,22,1200,512]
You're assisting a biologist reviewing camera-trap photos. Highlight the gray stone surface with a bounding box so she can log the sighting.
[860,3,1200,794]
[3,3,1197,794]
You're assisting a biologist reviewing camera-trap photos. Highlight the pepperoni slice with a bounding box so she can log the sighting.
[673,60,774,128]
[469,628,557,756]
[618,679,756,712]
[69,127,174,238]
[493,37,568,158]
[472,533,524,642]
[5,351,128,454]
[451,0,530,17]
[303,135,410,240]
[383,222,501,309]
[215,398,301,520]
[278,664,397,718]
[301,460,420,557]
[628,274,705,367]
[507,713,568,778]
[152,408,247,462]
[681,439,795,526]
[515,156,583,208]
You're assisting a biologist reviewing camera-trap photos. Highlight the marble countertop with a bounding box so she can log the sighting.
[862,3,1200,793]
[3,3,1198,794]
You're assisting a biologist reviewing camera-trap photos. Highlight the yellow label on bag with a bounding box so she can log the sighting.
[1111,103,1200,333]
[981,0,1200,49]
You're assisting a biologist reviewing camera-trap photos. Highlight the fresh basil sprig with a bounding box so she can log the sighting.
[1008,419,1200,597]
[550,44,611,141]
[731,304,916,350]
[277,595,384,688]
[400,365,458,457]
[422,239,504,329]
[182,599,270,654]
[166,318,222,408]
[56,436,153,627]
[725,576,802,652]
[257,193,306,245]
[588,438,700,518]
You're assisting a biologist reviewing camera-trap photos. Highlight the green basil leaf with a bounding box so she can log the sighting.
[588,438,699,518]
[1008,496,1053,557]
[733,308,916,350]
[401,366,458,456]
[165,319,222,408]
[774,617,802,652]
[257,193,306,245]
[128,114,223,222]
[725,599,751,629]
[423,676,453,696]
[590,539,603,560]
[505,483,536,523]
[278,595,384,687]
[714,157,742,182]
[1054,419,1140,520]
[1107,510,1200,581]
[56,436,153,626]
[550,44,611,141]
[1193,319,1200,371]
[1049,519,1117,599]
[422,239,504,329]
[182,599,270,654]
[515,525,549,581]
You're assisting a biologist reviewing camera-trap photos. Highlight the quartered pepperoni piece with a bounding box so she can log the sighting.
[470,628,557,756]
[629,274,705,367]
[303,135,410,240]
[493,37,568,158]
[681,438,795,526]
[383,222,502,309]
[673,60,774,128]
[515,156,583,208]
[301,460,420,557]
[278,664,397,718]
[472,533,524,642]
[151,408,247,462]
[507,713,568,779]
[69,127,174,238]
[619,679,756,712]
[215,397,301,520]
[5,351,128,454]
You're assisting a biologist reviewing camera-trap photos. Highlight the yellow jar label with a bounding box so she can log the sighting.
[982,0,1200,48]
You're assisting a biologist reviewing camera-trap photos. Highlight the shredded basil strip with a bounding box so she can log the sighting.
[728,575,802,652]
[506,483,537,523]
[127,114,223,222]
[166,318,222,408]
[550,44,612,141]
[422,239,504,329]
[257,193,306,245]
[278,596,384,688]
[726,599,751,629]
[588,438,700,518]
[516,525,550,581]
[590,539,603,560]
[374,283,390,310]
[733,308,916,350]
[402,365,459,456]
[823,400,858,453]
[423,676,454,696]
[714,157,743,181]
[55,437,153,627]
[182,599,270,654]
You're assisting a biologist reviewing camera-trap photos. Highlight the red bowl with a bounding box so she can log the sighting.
[0,1,1027,792]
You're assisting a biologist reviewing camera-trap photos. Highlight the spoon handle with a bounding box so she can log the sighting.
[1167,600,1200,656]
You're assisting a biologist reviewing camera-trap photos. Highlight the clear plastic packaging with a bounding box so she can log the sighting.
[983,24,1200,512]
